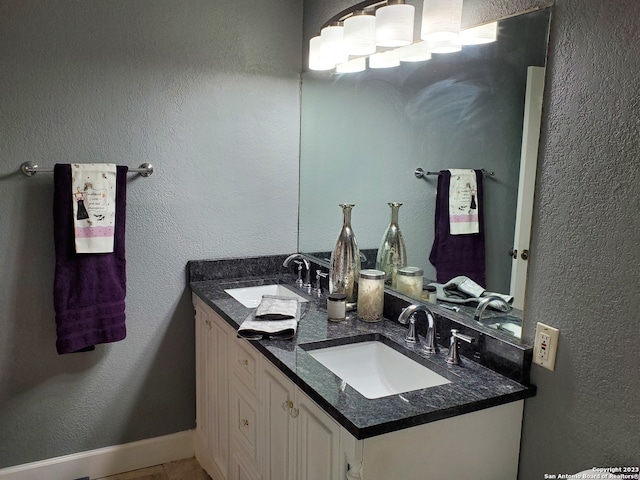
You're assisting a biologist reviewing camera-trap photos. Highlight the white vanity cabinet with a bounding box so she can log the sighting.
[194,294,524,480]
[194,295,345,480]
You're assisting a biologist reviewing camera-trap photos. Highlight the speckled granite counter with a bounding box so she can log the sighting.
[189,256,535,440]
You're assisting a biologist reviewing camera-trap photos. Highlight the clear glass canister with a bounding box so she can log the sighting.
[327,293,347,321]
[357,269,385,322]
[396,266,424,300]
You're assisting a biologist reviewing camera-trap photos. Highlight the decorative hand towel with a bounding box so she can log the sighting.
[71,163,117,253]
[429,170,486,286]
[255,295,300,320]
[429,276,513,307]
[237,295,300,340]
[53,164,128,354]
[448,169,479,235]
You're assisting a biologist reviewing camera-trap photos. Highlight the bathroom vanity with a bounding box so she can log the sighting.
[189,256,535,480]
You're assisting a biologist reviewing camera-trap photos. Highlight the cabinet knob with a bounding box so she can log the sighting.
[238,358,249,367]
[521,249,529,260]
[240,419,249,428]
[508,247,517,259]
[282,400,294,411]
[289,407,300,418]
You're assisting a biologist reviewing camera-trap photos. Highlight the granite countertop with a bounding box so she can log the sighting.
[190,271,535,440]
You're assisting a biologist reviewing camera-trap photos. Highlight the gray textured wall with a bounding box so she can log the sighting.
[304,0,640,477]
[0,0,301,468]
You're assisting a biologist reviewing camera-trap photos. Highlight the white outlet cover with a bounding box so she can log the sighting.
[533,322,560,371]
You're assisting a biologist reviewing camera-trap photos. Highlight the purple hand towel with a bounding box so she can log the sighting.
[429,170,486,287]
[53,164,128,354]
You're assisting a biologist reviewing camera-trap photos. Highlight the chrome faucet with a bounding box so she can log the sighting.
[397,304,438,354]
[474,295,511,323]
[283,254,311,290]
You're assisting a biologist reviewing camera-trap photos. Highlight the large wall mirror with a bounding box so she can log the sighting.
[298,6,551,338]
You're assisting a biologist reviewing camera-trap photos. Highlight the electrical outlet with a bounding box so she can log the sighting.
[533,322,559,371]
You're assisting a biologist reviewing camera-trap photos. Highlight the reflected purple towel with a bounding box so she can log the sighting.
[53,164,127,354]
[429,170,486,287]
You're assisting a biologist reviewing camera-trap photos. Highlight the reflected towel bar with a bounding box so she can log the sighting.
[21,161,154,177]
[414,167,494,179]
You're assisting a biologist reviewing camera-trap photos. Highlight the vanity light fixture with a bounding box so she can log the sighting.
[375,0,415,47]
[343,10,377,55]
[310,0,497,74]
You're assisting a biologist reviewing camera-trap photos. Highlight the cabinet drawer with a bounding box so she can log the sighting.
[233,337,260,393]
[230,380,262,471]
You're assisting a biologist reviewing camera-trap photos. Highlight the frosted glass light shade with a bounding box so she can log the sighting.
[309,35,335,71]
[397,41,432,62]
[343,12,376,55]
[321,25,348,64]
[369,51,400,68]
[460,22,498,44]
[427,37,461,53]
[336,57,366,73]
[375,3,415,47]
[421,0,463,41]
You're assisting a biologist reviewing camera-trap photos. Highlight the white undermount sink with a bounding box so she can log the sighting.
[224,284,308,308]
[306,340,451,399]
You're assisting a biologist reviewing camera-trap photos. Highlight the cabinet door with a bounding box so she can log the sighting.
[261,360,296,480]
[230,378,262,473]
[194,301,211,464]
[295,393,343,480]
[229,452,262,480]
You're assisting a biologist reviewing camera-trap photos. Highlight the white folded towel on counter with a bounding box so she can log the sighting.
[71,163,118,253]
[237,295,301,340]
[448,169,479,235]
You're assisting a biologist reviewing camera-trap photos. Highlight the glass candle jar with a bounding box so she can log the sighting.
[357,269,385,322]
[396,266,424,299]
[327,293,347,321]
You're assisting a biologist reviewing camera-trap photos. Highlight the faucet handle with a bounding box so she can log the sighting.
[292,260,304,286]
[314,270,328,295]
[446,329,475,365]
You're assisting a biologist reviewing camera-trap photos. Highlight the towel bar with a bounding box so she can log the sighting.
[414,167,494,179]
[21,161,154,177]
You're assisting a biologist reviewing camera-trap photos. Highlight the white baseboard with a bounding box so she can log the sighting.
[0,430,195,480]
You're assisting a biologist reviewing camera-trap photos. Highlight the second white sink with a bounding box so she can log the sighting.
[306,340,451,399]
[224,284,308,308]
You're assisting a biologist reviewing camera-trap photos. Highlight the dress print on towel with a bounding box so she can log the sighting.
[448,169,480,235]
[71,164,117,253]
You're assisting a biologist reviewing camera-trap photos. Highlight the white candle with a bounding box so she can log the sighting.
[357,269,385,322]
[397,266,424,299]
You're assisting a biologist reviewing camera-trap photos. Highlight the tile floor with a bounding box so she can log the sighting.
[95,457,211,480]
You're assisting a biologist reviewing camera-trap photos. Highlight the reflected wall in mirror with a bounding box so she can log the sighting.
[299,7,551,317]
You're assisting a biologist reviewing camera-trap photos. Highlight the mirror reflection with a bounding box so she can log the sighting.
[299,7,551,338]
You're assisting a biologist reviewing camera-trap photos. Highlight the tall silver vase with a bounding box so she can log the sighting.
[330,203,361,310]
[376,202,407,287]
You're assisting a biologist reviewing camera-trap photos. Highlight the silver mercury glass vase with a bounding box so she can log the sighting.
[329,203,361,311]
[376,202,407,287]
